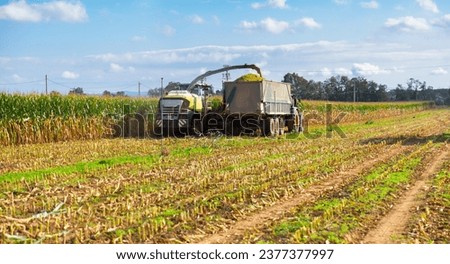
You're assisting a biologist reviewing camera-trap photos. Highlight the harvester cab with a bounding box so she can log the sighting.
[154,88,205,136]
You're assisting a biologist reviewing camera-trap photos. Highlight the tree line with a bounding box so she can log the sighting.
[283,73,450,105]
[146,73,449,105]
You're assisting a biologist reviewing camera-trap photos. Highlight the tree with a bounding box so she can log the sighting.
[446,88,450,105]
[116,91,127,97]
[376,84,389,101]
[406,78,425,100]
[394,84,409,101]
[355,77,369,102]
[283,73,309,99]
[323,76,339,101]
[147,88,163,97]
[49,91,61,96]
[102,90,112,96]
[69,87,84,95]
[283,73,390,102]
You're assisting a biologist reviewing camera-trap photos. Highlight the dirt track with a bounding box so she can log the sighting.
[362,146,449,244]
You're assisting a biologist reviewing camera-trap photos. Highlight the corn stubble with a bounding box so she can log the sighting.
[0,93,447,244]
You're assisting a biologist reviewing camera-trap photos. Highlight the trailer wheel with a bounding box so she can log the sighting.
[275,118,280,137]
[295,111,303,132]
[278,117,285,135]
[293,111,301,133]
[263,117,277,137]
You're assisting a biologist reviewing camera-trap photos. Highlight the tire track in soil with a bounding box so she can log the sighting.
[362,145,449,244]
[195,145,410,244]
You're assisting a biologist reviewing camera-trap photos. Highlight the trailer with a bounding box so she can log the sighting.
[222,79,301,136]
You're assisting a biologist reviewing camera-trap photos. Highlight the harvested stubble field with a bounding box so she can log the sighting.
[0,98,448,244]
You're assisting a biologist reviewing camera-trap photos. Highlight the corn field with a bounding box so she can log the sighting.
[0,93,158,145]
[0,93,432,146]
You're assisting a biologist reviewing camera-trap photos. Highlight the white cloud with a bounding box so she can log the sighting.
[385,16,431,32]
[240,20,258,30]
[431,67,448,75]
[295,17,321,29]
[432,14,450,28]
[190,14,204,24]
[131,36,146,42]
[199,67,208,75]
[416,0,439,14]
[268,0,288,8]
[110,63,124,73]
[61,70,79,79]
[86,42,450,90]
[360,1,379,9]
[41,1,87,22]
[108,63,136,74]
[240,17,321,33]
[335,67,353,75]
[212,15,220,25]
[86,42,373,66]
[0,0,40,22]
[333,0,350,5]
[256,60,268,68]
[239,17,290,34]
[308,67,352,77]
[260,17,289,34]
[251,2,264,9]
[162,25,176,36]
[251,0,288,9]
[320,67,332,77]
[92,46,244,65]
[352,63,389,76]
[0,56,39,66]
[443,14,450,22]
[0,0,88,23]
[12,74,24,82]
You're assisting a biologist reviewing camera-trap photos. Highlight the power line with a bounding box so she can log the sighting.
[47,78,73,89]
[0,80,42,86]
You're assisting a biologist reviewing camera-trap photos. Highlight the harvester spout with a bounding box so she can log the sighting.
[186,64,262,92]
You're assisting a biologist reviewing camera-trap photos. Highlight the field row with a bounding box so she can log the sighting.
[238,142,445,243]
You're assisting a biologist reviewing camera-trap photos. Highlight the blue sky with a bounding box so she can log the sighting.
[1,0,449,94]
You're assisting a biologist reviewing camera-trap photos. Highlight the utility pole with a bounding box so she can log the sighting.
[138,82,141,97]
[353,82,356,103]
[160,77,164,151]
[45,75,48,95]
[222,64,230,82]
